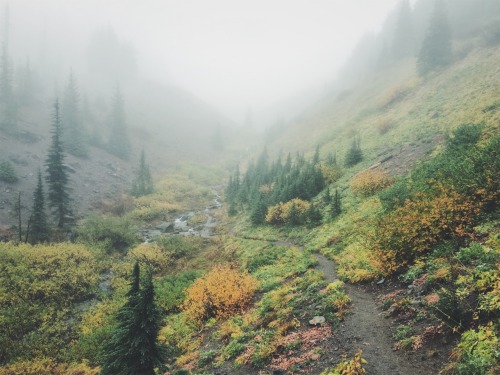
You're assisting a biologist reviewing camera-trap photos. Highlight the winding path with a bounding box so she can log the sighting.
[315,253,429,375]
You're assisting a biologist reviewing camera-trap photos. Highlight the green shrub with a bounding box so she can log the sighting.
[245,246,282,272]
[455,325,500,375]
[394,325,415,341]
[77,214,137,253]
[0,160,18,183]
[455,243,498,266]
[155,270,201,313]
[156,236,200,259]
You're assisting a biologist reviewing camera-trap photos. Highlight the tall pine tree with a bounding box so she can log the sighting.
[101,263,163,375]
[131,149,154,197]
[29,169,49,243]
[0,6,17,133]
[107,85,131,160]
[62,71,88,157]
[417,0,452,76]
[45,99,72,229]
[392,0,415,60]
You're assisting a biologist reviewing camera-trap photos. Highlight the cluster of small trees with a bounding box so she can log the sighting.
[226,149,325,225]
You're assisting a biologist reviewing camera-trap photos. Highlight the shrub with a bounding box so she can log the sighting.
[376,117,396,135]
[0,359,99,375]
[378,85,409,109]
[453,325,500,375]
[372,187,482,274]
[155,271,201,313]
[77,214,137,253]
[322,349,366,374]
[350,169,393,197]
[321,165,343,184]
[129,243,171,273]
[0,160,17,183]
[0,242,98,362]
[182,263,258,323]
[265,198,311,225]
[455,243,498,266]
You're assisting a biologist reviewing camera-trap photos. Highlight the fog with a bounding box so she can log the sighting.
[7,0,404,123]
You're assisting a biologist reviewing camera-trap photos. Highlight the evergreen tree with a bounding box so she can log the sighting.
[29,169,49,244]
[312,145,320,165]
[330,188,342,219]
[101,263,163,375]
[62,72,88,157]
[307,203,322,226]
[323,187,332,204]
[0,6,17,133]
[344,135,363,167]
[107,85,131,160]
[131,149,154,197]
[17,59,35,107]
[392,0,415,60]
[250,194,267,225]
[326,152,337,166]
[45,99,72,229]
[417,0,452,76]
[0,160,17,182]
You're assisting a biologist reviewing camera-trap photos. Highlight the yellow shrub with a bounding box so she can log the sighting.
[129,243,171,273]
[0,359,99,375]
[321,165,343,184]
[265,198,311,225]
[350,169,393,197]
[182,263,258,323]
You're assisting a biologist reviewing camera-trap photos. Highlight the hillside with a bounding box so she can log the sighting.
[1,1,500,375]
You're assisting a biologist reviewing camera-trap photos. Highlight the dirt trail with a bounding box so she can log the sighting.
[315,253,432,375]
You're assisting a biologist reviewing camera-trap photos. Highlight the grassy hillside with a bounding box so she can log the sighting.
[1,17,499,375]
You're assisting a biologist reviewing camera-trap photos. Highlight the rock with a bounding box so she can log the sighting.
[156,221,173,233]
[311,353,321,361]
[309,316,326,325]
[377,278,386,285]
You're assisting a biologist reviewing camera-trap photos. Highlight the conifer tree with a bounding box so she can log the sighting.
[131,149,154,197]
[0,6,17,133]
[417,0,452,76]
[101,263,163,375]
[107,85,131,160]
[29,169,49,243]
[330,188,342,218]
[344,135,363,167]
[62,72,88,157]
[392,0,415,60]
[45,99,72,229]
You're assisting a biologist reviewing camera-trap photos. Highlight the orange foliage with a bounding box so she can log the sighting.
[182,263,258,323]
[372,186,483,274]
[350,169,393,196]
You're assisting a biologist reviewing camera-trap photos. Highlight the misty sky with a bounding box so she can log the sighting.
[10,0,405,121]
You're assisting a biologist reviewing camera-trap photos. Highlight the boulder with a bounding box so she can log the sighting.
[309,316,326,326]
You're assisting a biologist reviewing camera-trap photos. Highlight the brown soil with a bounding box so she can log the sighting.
[314,253,452,375]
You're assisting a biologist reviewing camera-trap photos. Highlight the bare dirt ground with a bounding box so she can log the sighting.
[315,253,451,375]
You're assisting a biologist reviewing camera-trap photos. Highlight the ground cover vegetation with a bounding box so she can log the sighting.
[2,1,500,374]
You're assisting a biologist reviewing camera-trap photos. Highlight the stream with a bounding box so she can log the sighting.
[140,191,222,242]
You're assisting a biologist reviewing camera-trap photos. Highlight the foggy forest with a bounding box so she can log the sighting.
[0,0,499,374]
